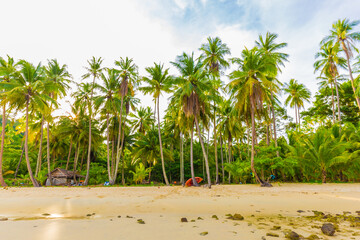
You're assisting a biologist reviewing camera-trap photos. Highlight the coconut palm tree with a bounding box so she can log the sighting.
[283,79,311,128]
[93,68,120,182]
[199,36,230,184]
[81,57,103,185]
[129,106,154,134]
[255,32,288,156]
[44,59,71,184]
[112,57,138,185]
[322,19,360,110]
[0,55,18,186]
[140,62,173,186]
[314,41,347,123]
[3,60,54,187]
[171,52,213,188]
[228,47,276,186]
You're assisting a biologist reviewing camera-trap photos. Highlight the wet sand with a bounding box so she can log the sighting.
[0,183,360,239]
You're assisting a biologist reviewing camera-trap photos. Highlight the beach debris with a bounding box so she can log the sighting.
[284,231,300,240]
[191,219,196,222]
[271,225,281,230]
[261,236,266,240]
[297,210,305,213]
[117,215,121,218]
[306,234,320,239]
[197,217,203,220]
[356,211,360,216]
[266,232,279,237]
[0,217,8,221]
[92,213,96,215]
[226,213,244,220]
[42,213,51,216]
[211,215,218,220]
[321,223,335,236]
[181,217,188,222]
[137,219,145,224]
[126,215,134,218]
[86,214,92,217]
[343,211,351,215]
[199,231,208,236]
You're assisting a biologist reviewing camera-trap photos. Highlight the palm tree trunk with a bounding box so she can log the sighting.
[84,75,96,186]
[46,122,52,186]
[180,132,184,186]
[228,135,232,184]
[213,104,219,184]
[35,117,44,177]
[121,128,125,185]
[250,104,262,185]
[330,82,336,124]
[190,123,199,187]
[334,77,342,122]
[111,96,124,185]
[73,142,80,182]
[220,133,224,184]
[194,115,211,188]
[106,112,112,182]
[271,93,279,157]
[0,104,8,186]
[297,104,301,129]
[65,139,72,170]
[14,141,25,179]
[341,40,360,111]
[25,99,39,187]
[295,104,298,127]
[157,96,169,186]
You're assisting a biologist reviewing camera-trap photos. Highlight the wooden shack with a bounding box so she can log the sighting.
[45,168,84,186]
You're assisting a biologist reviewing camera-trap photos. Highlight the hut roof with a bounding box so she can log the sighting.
[47,168,85,178]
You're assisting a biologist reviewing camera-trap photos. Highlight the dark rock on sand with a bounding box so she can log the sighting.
[200,231,208,236]
[137,219,145,224]
[285,231,300,240]
[0,217,8,221]
[181,217,188,222]
[226,213,244,220]
[321,223,335,236]
[266,232,279,237]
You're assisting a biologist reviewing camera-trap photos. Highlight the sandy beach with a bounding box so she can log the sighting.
[0,183,360,240]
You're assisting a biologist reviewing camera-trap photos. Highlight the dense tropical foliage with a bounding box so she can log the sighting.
[1,18,360,188]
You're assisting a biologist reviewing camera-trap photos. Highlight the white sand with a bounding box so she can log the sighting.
[0,183,360,239]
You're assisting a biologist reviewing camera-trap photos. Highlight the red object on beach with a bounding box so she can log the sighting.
[185,177,203,187]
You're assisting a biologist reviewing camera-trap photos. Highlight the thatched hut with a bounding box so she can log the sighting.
[45,168,84,186]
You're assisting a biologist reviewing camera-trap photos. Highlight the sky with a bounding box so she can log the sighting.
[1,0,360,120]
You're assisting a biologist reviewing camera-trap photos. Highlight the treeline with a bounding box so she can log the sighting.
[0,18,360,187]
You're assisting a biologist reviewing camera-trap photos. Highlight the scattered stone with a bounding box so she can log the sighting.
[197,217,203,220]
[211,215,218,220]
[321,223,335,236]
[191,220,196,222]
[126,215,133,218]
[306,234,320,239]
[343,211,351,215]
[355,211,360,216]
[0,217,8,221]
[117,215,121,218]
[271,226,281,230]
[261,181,273,187]
[199,231,208,236]
[226,213,244,220]
[42,213,51,216]
[86,214,92,217]
[266,232,279,237]
[297,210,305,213]
[92,213,96,215]
[137,219,145,224]
[181,217,188,222]
[285,231,300,240]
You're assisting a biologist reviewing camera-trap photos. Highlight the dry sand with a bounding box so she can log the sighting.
[0,183,360,240]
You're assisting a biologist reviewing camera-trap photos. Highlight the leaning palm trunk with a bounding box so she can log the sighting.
[330,82,336,124]
[120,129,125,185]
[270,93,279,157]
[35,117,44,177]
[106,112,113,182]
[190,124,199,187]
[65,140,72,170]
[111,95,124,185]
[194,115,211,188]
[25,100,39,187]
[157,96,169,186]
[334,77,342,122]
[46,122,52,186]
[250,104,262,185]
[180,132,184,186]
[341,40,360,111]
[0,104,8,186]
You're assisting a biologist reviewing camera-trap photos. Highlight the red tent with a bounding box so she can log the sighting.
[185,177,203,187]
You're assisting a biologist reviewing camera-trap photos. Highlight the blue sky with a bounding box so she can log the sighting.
[1,0,360,119]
